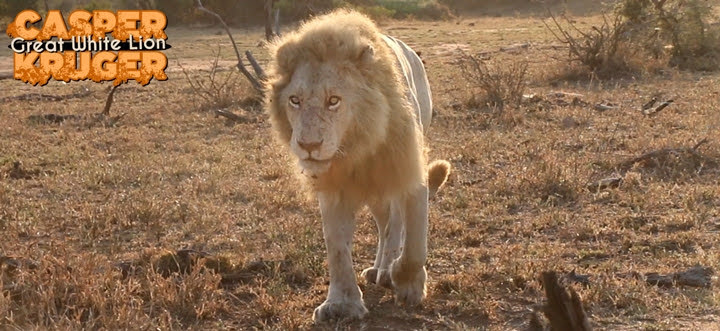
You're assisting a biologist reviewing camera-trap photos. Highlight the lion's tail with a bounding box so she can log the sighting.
[428,160,451,198]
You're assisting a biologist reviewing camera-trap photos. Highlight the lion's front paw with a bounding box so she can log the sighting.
[361,267,393,289]
[377,268,393,289]
[313,299,368,322]
[361,267,378,284]
[390,260,427,306]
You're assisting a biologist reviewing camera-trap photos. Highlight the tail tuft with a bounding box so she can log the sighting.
[428,160,451,198]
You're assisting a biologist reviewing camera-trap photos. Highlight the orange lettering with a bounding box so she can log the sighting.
[115,51,141,84]
[139,51,167,85]
[36,10,70,40]
[39,52,64,81]
[13,52,43,85]
[89,51,117,82]
[6,10,41,40]
[139,11,167,39]
[113,10,140,40]
[92,11,116,41]
[68,10,93,37]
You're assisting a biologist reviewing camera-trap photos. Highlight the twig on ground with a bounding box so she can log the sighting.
[3,87,92,102]
[619,139,711,171]
[27,114,80,124]
[641,97,658,112]
[215,109,251,123]
[540,271,593,331]
[643,99,674,116]
[102,85,120,116]
[692,138,709,150]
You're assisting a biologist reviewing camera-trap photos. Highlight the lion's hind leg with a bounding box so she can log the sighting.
[362,198,402,289]
[361,200,388,285]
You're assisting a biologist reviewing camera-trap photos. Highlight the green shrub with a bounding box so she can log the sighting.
[413,2,452,20]
[665,1,720,71]
[154,0,197,25]
[616,0,720,71]
[83,0,113,11]
[437,0,476,12]
[378,0,451,20]
[0,0,39,19]
[276,0,336,21]
[545,0,720,78]
[357,5,396,21]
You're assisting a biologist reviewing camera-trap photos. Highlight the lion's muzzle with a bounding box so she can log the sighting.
[297,139,324,154]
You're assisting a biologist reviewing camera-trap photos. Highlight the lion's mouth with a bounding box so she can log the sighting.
[299,157,333,178]
[303,157,332,164]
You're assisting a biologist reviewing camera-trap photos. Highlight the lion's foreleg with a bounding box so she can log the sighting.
[390,184,428,306]
[313,193,368,321]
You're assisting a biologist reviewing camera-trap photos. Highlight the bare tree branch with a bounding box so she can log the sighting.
[264,0,276,41]
[246,51,266,80]
[274,8,281,37]
[196,0,264,94]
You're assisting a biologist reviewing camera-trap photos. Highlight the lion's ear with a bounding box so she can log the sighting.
[275,40,299,75]
[357,44,375,64]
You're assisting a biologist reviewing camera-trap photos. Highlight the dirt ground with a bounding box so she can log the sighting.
[1,10,720,331]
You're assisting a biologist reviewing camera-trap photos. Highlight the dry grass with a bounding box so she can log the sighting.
[459,55,528,111]
[1,11,720,330]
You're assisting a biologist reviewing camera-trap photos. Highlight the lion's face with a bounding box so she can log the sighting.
[278,62,359,176]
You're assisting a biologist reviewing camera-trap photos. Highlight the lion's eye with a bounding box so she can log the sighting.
[328,96,341,110]
[289,96,301,108]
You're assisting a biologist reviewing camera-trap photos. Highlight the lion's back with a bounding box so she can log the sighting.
[381,35,433,133]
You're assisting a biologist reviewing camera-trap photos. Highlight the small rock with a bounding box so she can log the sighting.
[547,91,584,99]
[561,116,579,129]
[522,94,543,104]
[586,176,623,191]
[565,269,591,287]
[594,102,617,111]
[646,265,713,288]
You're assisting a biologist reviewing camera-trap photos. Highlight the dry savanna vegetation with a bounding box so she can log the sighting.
[1,0,720,329]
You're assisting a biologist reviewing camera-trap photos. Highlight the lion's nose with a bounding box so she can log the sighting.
[298,139,323,153]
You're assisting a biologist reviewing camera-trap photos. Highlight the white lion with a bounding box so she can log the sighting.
[265,9,450,321]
